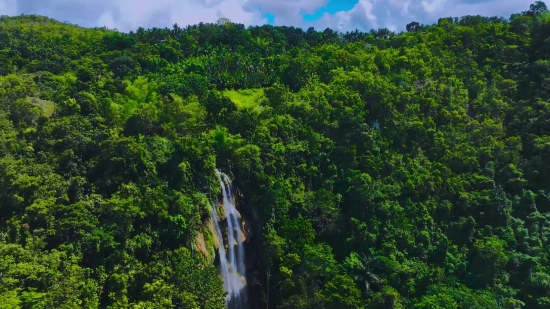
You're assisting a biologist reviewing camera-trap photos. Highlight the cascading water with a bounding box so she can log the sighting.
[208,169,248,309]
[208,202,231,295]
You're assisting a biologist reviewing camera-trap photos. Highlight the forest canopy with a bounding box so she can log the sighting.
[1,1,550,308]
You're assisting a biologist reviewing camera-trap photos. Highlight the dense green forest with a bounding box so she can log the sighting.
[1,1,550,308]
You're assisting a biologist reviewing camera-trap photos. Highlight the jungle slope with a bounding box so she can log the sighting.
[1,2,550,308]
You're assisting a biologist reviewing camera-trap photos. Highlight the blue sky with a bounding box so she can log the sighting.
[0,0,543,33]
[302,1,358,22]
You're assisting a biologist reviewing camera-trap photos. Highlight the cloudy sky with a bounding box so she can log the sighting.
[0,0,543,33]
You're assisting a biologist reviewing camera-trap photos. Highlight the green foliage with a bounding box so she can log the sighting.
[1,3,550,308]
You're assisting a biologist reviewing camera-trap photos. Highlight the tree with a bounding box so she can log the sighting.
[217,18,231,26]
[413,294,458,309]
[525,1,548,16]
[322,275,363,309]
[406,21,420,32]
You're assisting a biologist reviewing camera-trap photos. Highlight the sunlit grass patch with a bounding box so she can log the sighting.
[26,96,55,117]
[222,88,265,111]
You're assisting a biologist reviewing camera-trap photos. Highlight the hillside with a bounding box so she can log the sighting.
[1,2,550,308]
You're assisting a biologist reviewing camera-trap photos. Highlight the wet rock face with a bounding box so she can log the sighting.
[194,230,209,258]
[217,204,250,244]
[193,213,224,265]
[234,193,267,309]
[222,200,265,309]
[242,226,265,309]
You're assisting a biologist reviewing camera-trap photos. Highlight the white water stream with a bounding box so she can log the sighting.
[209,169,247,309]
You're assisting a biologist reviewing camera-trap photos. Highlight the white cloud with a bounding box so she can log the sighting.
[3,0,268,31]
[0,0,541,33]
[422,0,447,13]
[305,0,535,32]
[311,0,379,32]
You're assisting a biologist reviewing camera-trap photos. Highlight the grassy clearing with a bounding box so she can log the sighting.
[222,88,265,111]
[26,96,55,117]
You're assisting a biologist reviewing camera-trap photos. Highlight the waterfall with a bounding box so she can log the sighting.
[209,169,248,309]
[208,202,231,296]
